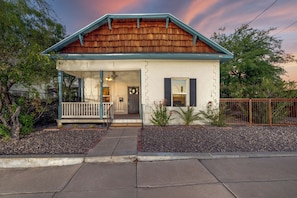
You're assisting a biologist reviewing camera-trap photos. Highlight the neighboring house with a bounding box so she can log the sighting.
[9,83,57,99]
[42,13,233,126]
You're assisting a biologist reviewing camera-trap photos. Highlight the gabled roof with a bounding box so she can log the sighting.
[42,13,233,62]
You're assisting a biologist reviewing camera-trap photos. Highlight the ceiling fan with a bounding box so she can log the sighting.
[111,71,118,79]
[105,71,118,81]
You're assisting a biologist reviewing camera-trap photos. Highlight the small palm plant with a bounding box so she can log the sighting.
[173,106,203,126]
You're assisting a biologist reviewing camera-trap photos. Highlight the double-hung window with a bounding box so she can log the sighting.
[172,78,187,106]
[164,78,196,107]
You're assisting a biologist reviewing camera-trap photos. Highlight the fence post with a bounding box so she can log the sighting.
[249,99,252,126]
[268,99,272,126]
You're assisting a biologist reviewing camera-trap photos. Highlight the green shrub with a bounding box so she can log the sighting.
[19,114,34,135]
[173,106,203,125]
[199,101,228,127]
[150,100,173,126]
[0,124,10,141]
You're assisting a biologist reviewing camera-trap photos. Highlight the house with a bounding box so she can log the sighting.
[42,13,233,127]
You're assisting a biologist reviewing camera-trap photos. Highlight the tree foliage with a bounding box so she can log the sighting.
[0,0,65,139]
[211,24,296,98]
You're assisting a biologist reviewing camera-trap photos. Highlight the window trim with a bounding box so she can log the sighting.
[164,77,196,107]
[171,78,189,107]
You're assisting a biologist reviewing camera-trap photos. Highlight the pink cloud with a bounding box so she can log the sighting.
[80,0,138,15]
[192,1,252,36]
[182,0,219,25]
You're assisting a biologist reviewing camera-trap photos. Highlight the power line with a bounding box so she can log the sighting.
[273,20,297,36]
[247,0,278,25]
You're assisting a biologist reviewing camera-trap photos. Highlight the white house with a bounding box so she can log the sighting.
[42,13,233,127]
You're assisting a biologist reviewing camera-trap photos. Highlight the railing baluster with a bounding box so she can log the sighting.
[61,102,113,118]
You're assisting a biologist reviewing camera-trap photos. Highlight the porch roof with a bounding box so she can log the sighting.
[42,13,233,62]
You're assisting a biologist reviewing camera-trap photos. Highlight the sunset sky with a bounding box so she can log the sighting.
[45,0,297,82]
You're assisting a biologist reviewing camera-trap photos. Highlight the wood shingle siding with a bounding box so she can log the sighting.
[61,19,217,54]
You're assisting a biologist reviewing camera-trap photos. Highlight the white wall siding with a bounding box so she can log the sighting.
[142,60,220,125]
[57,59,220,125]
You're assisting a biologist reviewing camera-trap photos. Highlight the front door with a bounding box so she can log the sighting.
[128,87,139,114]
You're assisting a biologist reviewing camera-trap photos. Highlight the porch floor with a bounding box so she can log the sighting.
[57,114,142,127]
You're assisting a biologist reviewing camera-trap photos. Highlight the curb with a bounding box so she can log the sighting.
[85,155,137,163]
[0,155,85,168]
[1,152,297,168]
[137,151,297,161]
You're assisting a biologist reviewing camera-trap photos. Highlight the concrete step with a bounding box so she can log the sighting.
[111,119,142,127]
[111,123,142,127]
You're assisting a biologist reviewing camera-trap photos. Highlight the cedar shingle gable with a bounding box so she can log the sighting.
[61,19,217,54]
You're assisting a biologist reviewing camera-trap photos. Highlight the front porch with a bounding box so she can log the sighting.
[56,68,142,127]
[56,102,142,127]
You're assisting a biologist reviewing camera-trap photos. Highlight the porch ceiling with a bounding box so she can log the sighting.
[64,70,139,79]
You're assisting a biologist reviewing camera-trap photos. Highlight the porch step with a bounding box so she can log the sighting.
[56,118,142,128]
[111,119,142,127]
[111,123,142,127]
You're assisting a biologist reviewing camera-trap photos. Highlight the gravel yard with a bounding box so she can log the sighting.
[1,125,297,155]
[140,126,297,153]
[0,129,108,155]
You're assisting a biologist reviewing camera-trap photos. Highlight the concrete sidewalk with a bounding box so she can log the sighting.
[1,157,297,197]
[1,127,297,197]
[86,127,138,163]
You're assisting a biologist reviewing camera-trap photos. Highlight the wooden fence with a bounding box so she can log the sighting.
[220,98,297,126]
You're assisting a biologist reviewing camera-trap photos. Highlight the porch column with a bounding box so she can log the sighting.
[58,70,63,119]
[99,71,103,119]
[78,78,84,102]
[140,70,143,119]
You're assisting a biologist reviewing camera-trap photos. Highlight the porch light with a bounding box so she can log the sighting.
[105,76,112,81]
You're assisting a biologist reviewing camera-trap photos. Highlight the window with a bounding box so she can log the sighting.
[102,87,110,102]
[172,79,187,106]
[164,78,196,107]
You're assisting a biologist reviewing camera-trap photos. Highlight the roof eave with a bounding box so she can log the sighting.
[49,53,233,62]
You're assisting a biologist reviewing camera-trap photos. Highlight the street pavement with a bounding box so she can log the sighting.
[0,127,297,197]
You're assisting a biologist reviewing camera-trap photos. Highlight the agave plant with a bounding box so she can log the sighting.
[173,106,202,126]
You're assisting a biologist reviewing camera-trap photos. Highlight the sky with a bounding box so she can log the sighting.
[45,0,297,82]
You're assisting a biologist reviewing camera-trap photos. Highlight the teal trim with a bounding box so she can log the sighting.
[79,34,84,46]
[42,15,109,53]
[193,35,197,46]
[81,78,84,102]
[58,70,63,119]
[139,70,142,119]
[42,13,233,60]
[108,18,112,30]
[78,79,81,100]
[99,71,103,119]
[166,17,169,28]
[137,18,140,28]
[52,53,233,62]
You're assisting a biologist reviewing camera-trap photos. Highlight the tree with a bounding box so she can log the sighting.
[211,24,296,98]
[0,0,65,139]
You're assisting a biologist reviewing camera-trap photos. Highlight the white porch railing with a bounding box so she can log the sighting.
[61,102,113,119]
